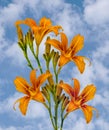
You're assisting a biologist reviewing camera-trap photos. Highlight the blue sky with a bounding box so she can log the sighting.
[0,0,109,130]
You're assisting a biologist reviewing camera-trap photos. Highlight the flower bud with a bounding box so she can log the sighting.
[16,25,23,41]
[25,29,34,51]
[49,49,54,59]
[56,86,62,97]
[53,51,60,68]
[62,97,69,110]
[60,93,66,103]
[28,29,34,47]
[18,41,24,51]
[42,87,50,101]
[47,71,54,86]
[43,54,47,61]
[45,37,51,54]
[56,81,63,97]
[45,84,51,91]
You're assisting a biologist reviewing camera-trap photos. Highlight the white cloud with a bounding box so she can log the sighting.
[95,118,109,130]
[64,116,109,130]
[26,101,47,119]
[40,0,64,12]
[0,3,23,26]
[0,126,17,130]
[0,93,21,114]
[73,118,94,130]
[5,43,25,67]
[0,125,34,130]
[0,24,8,62]
[92,40,109,61]
[92,91,109,111]
[0,78,11,95]
[0,117,108,130]
[84,0,109,25]
[52,3,86,38]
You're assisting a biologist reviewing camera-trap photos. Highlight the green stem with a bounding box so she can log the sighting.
[35,56,43,74]
[60,110,64,130]
[48,101,55,129]
[60,113,69,130]
[53,66,59,130]
[43,100,55,129]
[54,69,58,84]
[63,113,69,119]
[24,52,34,70]
[55,103,58,130]
[60,110,65,130]
[36,45,39,57]
[46,61,49,71]
[31,49,43,74]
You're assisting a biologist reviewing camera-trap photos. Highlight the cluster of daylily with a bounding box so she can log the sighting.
[14,17,97,130]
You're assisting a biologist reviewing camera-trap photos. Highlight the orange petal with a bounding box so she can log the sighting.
[59,82,74,98]
[42,26,62,37]
[34,25,62,45]
[73,78,80,98]
[38,28,54,45]
[72,56,86,73]
[33,27,42,45]
[81,105,95,123]
[58,54,70,67]
[15,18,37,28]
[39,17,52,27]
[13,96,30,115]
[36,72,52,88]
[70,34,84,55]
[30,70,37,87]
[66,101,79,113]
[80,84,96,103]
[16,25,23,41]
[46,38,62,51]
[15,20,24,26]
[14,77,30,95]
[61,33,68,51]
[50,26,63,35]
[32,91,45,102]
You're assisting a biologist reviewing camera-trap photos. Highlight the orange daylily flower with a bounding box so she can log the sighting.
[15,17,62,45]
[46,32,88,73]
[59,78,96,123]
[13,70,51,115]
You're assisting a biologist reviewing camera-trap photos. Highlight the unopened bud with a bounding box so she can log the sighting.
[53,51,60,68]
[42,87,50,101]
[45,84,51,91]
[60,93,66,103]
[56,86,62,97]
[47,72,54,86]
[25,29,34,51]
[62,97,69,110]
[43,54,47,61]
[49,49,54,59]
[16,25,23,41]
[28,29,34,47]
[18,41,24,51]
[29,29,34,41]
[24,34,28,44]
[56,81,63,97]
[45,37,51,54]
